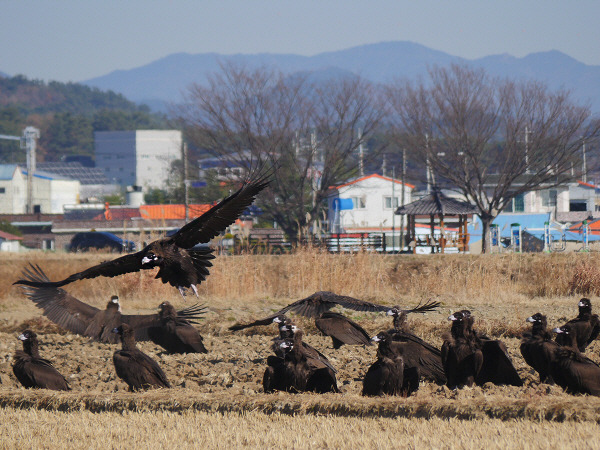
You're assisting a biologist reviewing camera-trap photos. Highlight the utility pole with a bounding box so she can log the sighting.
[358,128,364,177]
[400,149,406,251]
[582,139,587,183]
[182,141,189,221]
[525,126,530,174]
[391,166,395,252]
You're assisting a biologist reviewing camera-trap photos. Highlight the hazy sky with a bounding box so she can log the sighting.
[2,0,599,83]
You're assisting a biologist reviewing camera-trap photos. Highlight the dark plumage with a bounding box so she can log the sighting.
[385,310,446,384]
[230,291,432,348]
[551,324,600,396]
[314,312,372,349]
[555,298,600,352]
[112,324,171,391]
[362,331,419,397]
[12,330,70,391]
[18,264,207,346]
[441,310,483,389]
[143,301,208,353]
[451,310,523,387]
[520,313,559,383]
[14,174,270,297]
[269,328,339,394]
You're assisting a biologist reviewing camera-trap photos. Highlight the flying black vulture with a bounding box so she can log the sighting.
[14,173,270,297]
[229,291,436,348]
[143,301,208,353]
[362,331,419,397]
[555,298,600,352]
[520,313,559,383]
[12,330,70,391]
[266,327,339,394]
[112,324,171,391]
[18,264,207,345]
[551,324,600,396]
[441,310,483,389]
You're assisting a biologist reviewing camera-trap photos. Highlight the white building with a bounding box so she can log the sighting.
[327,174,414,233]
[95,130,181,191]
[0,230,22,252]
[0,164,80,214]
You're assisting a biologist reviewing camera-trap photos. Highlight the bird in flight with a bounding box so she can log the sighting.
[14,173,270,297]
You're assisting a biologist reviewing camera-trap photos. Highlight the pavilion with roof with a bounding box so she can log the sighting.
[395,190,478,254]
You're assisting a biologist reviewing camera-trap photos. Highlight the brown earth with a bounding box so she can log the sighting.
[1,251,600,423]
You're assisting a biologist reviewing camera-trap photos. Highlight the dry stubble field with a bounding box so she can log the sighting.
[1,250,600,448]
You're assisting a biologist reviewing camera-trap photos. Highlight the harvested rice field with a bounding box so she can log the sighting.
[2,251,600,448]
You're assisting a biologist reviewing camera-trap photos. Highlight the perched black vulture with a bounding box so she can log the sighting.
[476,339,524,387]
[12,330,70,391]
[112,324,171,391]
[229,291,433,348]
[385,310,445,384]
[441,310,483,389]
[551,324,600,396]
[456,310,523,387]
[520,313,559,383]
[143,301,208,354]
[362,331,419,397]
[14,173,270,297]
[555,298,600,352]
[18,264,207,345]
[276,328,339,394]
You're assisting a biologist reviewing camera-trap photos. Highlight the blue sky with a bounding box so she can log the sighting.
[1,0,599,82]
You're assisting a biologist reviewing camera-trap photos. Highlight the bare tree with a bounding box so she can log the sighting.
[386,64,600,253]
[174,63,385,242]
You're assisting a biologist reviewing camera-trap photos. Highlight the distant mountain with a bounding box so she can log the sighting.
[81,41,600,112]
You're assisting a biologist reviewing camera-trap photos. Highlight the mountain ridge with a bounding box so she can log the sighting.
[72,41,600,112]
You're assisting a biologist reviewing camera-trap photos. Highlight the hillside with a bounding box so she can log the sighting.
[82,41,600,113]
[0,75,167,163]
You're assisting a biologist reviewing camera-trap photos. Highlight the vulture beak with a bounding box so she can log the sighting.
[526,316,535,323]
[371,335,381,342]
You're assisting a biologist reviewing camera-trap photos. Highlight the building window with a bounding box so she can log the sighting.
[352,195,366,209]
[0,187,5,194]
[570,201,587,212]
[384,196,399,209]
[542,189,557,208]
[505,193,525,213]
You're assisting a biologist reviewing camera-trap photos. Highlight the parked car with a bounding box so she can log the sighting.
[69,232,136,253]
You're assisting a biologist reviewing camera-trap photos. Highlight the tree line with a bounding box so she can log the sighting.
[174,63,600,251]
[0,75,166,163]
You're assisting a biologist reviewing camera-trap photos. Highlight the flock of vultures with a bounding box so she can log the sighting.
[5,172,600,397]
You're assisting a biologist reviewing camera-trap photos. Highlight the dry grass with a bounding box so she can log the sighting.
[1,408,600,450]
[3,250,600,447]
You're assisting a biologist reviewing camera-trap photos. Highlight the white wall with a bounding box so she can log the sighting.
[95,130,181,191]
[329,175,413,231]
[0,167,25,214]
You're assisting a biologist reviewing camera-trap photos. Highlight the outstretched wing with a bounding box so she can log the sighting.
[315,312,372,346]
[127,303,208,341]
[18,264,100,334]
[229,291,353,331]
[171,174,271,249]
[14,252,143,288]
